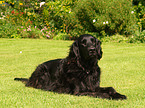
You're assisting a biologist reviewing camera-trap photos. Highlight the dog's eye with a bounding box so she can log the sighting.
[91,38,95,43]
[82,39,87,45]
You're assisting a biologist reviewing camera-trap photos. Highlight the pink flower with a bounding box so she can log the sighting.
[44,26,47,30]
[46,35,50,38]
[41,29,44,32]
[27,28,31,31]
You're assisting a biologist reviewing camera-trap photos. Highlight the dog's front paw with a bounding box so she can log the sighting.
[111,92,127,100]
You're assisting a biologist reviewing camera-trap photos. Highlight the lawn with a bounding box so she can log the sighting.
[0,39,145,108]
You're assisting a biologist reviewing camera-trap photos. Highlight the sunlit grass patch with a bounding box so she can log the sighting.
[0,39,145,107]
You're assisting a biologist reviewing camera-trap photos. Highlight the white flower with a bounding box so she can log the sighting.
[106,21,108,24]
[131,11,134,14]
[103,22,106,24]
[20,51,22,53]
[93,19,96,23]
[40,2,45,7]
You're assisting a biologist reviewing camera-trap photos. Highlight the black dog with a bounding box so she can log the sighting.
[14,34,126,100]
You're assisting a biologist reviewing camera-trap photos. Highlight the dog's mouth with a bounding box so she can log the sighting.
[88,47,96,56]
[89,51,96,56]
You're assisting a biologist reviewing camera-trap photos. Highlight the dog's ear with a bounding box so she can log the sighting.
[96,40,103,60]
[68,40,80,58]
[72,40,80,57]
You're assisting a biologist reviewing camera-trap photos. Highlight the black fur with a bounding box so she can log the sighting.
[14,34,126,100]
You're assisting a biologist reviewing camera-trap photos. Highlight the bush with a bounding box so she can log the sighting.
[0,0,144,43]
[100,34,128,43]
[0,0,78,39]
[53,33,70,40]
[133,1,145,31]
[42,0,78,39]
[0,22,17,38]
[69,0,137,37]
[128,30,145,43]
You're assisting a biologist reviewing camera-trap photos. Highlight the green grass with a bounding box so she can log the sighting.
[0,39,145,108]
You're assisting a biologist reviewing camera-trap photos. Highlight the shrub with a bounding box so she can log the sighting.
[0,22,17,38]
[41,0,76,39]
[70,0,137,37]
[100,34,128,43]
[53,33,70,40]
[133,1,145,31]
[128,30,145,43]
[0,0,144,42]
[18,26,41,38]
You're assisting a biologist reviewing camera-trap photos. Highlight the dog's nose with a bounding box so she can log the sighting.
[89,47,95,52]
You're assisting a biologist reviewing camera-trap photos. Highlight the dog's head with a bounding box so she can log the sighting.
[71,34,103,60]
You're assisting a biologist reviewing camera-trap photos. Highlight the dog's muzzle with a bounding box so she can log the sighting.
[88,47,96,56]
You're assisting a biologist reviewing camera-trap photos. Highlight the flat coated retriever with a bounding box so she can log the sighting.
[14,34,126,100]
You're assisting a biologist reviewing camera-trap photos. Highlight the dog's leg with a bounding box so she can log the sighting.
[75,87,126,100]
[96,87,127,100]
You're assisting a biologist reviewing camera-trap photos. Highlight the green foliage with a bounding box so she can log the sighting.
[0,3,52,39]
[99,32,145,43]
[0,0,144,43]
[128,30,145,43]
[42,1,71,32]
[0,0,77,39]
[133,2,145,31]
[0,20,17,38]
[100,34,128,43]
[133,0,145,5]
[53,33,70,40]
[71,0,137,36]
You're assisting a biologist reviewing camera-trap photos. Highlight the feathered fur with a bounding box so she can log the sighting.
[14,34,126,100]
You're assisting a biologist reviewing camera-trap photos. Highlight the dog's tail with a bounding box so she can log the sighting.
[14,78,28,83]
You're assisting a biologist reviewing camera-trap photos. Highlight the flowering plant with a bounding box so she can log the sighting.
[0,0,144,42]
